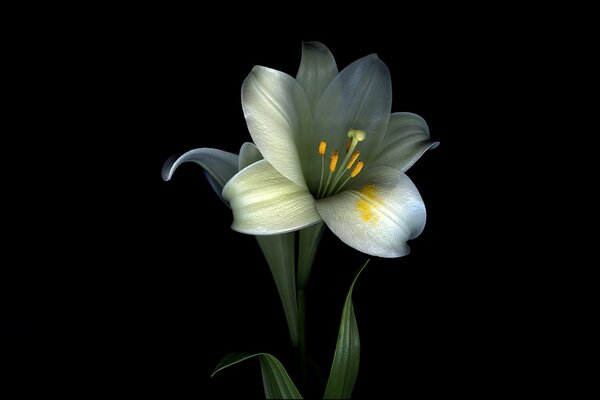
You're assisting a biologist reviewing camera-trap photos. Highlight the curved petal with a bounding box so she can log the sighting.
[238,142,263,170]
[241,66,311,189]
[162,148,238,203]
[222,160,321,235]
[374,112,439,172]
[296,41,338,113]
[315,166,426,258]
[311,54,392,186]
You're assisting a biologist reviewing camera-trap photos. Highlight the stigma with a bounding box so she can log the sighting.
[347,129,366,142]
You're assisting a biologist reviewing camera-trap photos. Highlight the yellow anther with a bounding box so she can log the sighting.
[350,161,364,177]
[346,151,360,169]
[329,150,339,172]
[347,129,366,142]
[318,141,327,156]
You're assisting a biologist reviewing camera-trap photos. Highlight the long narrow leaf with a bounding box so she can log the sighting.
[212,352,303,399]
[324,260,369,399]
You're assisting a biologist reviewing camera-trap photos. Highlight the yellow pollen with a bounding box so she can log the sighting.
[329,150,339,172]
[318,141,327,156]
[346,151,360,169]
[356,184,380,223]
[350,161,364,177]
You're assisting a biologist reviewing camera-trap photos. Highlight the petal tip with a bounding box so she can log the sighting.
[371,242,411,258]
[302,40,328,51]
[161,154,179,181]
[247,65,269,79]
[250,65,277,74]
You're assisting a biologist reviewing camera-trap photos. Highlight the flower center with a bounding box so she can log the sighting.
[316,129,366,198]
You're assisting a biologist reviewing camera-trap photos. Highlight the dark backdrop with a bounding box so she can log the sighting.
[2,17,545,397]
[127,36,514,397]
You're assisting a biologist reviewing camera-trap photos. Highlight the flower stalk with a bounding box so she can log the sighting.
[297,287,307,387]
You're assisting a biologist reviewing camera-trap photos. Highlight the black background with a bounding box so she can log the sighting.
[2,13,560,397]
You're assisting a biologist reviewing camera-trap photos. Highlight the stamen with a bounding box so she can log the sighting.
[319,150,338,198]
[329,150,339,172]
[318,140,327,156]
[350,161,364,177]
[317,146,326,198]
[346,151,360,169]
[334,161,365,194]
[328,129,366,196]
[318,130,368,198]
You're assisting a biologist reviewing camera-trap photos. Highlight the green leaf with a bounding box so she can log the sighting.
[212,352,303,399]
[256,233,299,347]
[323,260,369,399]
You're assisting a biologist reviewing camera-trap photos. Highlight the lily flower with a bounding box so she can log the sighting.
[222,42,438,257]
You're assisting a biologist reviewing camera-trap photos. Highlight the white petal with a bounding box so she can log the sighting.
[296,41,338,113]
[241,66,311,189]
[312,55,392,172]
[374,112,439,172]
[162,148,238,202]
[222,160,321,235]
[315,166,426,258]
[238,142,263,170]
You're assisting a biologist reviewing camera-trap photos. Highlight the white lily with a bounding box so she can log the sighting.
[223,42,438,258]
[161,42,438,349]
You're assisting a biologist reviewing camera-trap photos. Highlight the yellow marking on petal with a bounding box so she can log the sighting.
[346,151,360,169]
[319,141,327,156]
[329,150,339,172]
[350,161,364,177]
[356,184,380,223]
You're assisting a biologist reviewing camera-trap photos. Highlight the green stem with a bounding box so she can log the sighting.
[298,288,307,389]
[296,222,325,393]
[298,222,325,289]
[256,234,298,347]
